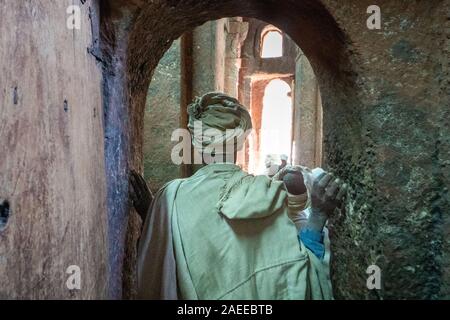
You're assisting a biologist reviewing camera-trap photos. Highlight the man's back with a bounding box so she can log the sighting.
[170,163,331,299]
[136,92,340,300]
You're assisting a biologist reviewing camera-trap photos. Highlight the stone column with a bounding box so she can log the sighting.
[293,52,322,168]
[224,18,249,98]
[192,19,227,96]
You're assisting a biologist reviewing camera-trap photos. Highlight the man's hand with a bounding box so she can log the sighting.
[307,172,347,232]
[311,172,346,216]
[129,170,153,222]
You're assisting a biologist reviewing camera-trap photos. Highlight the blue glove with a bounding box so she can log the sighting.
[299,228,325,260]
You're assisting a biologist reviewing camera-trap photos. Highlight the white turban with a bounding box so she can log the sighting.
[187,92,252,154]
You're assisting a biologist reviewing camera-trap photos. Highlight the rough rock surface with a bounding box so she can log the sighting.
[143,40,181,193]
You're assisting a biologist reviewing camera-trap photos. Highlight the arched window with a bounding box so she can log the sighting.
[261,28,283,58]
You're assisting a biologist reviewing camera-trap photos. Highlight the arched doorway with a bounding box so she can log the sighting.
[100,0,358,299]
[258,79,293,174]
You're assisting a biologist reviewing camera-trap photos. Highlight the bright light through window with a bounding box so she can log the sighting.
[258,79,292,174]
[261,30,283,58]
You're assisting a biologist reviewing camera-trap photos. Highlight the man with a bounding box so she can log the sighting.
[263,154,279,177]
[133,92,346,299]
[279,154,288,171]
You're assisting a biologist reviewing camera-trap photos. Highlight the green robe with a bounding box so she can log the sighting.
[137,163,332,300]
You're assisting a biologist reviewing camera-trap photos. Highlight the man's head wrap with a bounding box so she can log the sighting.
[187,92,252,154]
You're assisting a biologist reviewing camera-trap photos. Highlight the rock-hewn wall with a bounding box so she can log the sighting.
[111,0,448,299]
[323,0,449,299]
[0,0,107,298]
[143,40,181,193]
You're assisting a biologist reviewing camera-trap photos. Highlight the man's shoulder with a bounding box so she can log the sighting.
[150,179,186,201]
[158,178,185,194]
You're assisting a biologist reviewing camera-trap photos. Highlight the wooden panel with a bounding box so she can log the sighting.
[0,0,107,299]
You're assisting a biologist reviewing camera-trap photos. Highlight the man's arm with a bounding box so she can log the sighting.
[299,172,347,259]
[129,170,154,223]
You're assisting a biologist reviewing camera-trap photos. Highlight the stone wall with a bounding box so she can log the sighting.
[322,0,449,299]
[143,40,181,193]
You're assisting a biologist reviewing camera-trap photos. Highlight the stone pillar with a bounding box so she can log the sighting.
[224,18,249,98]
[192,19,227,97]
[293,52,322,168]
